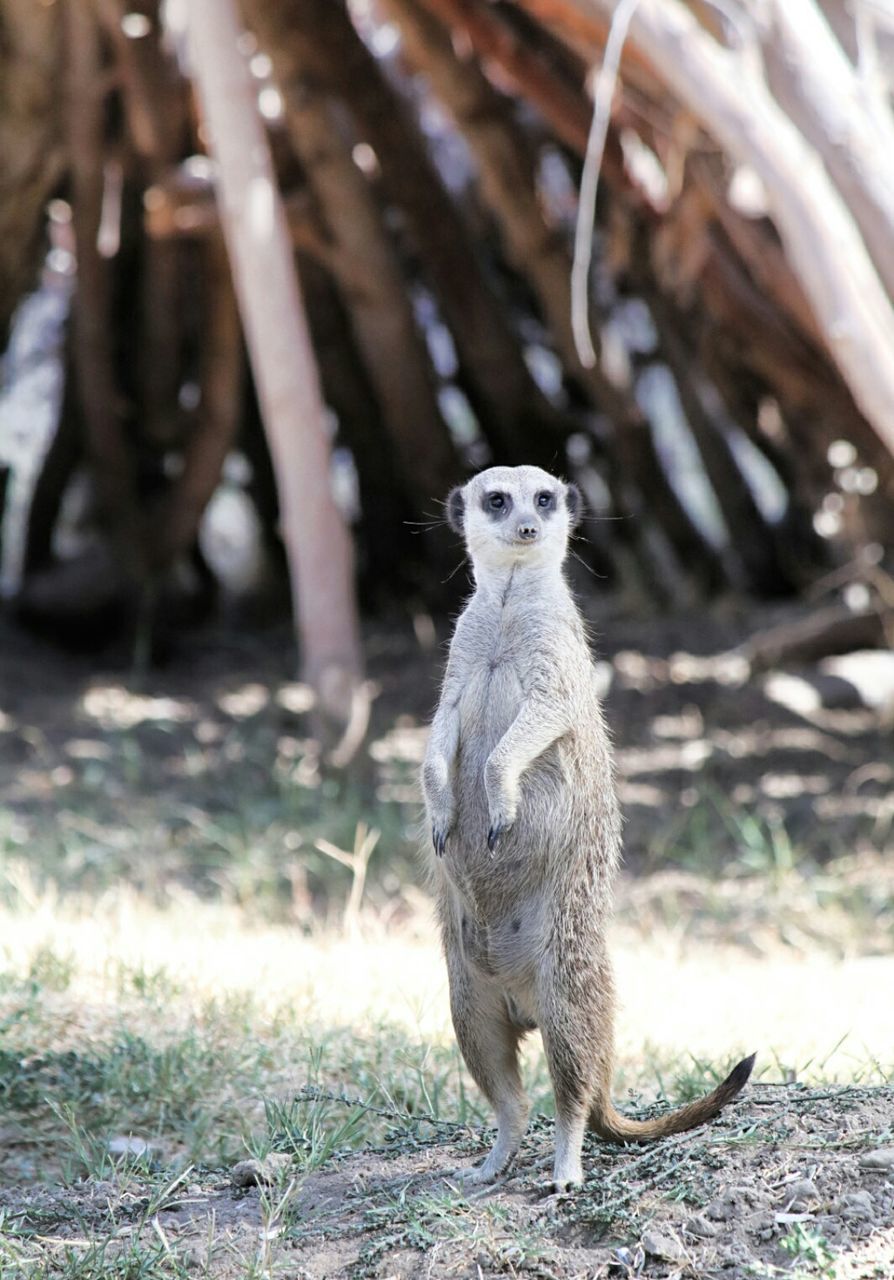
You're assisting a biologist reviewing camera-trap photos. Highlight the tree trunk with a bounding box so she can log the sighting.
[149,233,242,570]
[185,0,367,753]
[0,0,63,350]
[243,0,463,501]
[22,340,83,576]
[566,0,894,458]
[261,0,568,468]
[297,251,427,604]
[65,0,144,581]
[762,0,894,306]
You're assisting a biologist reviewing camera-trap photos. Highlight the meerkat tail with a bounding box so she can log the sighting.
[589,1053,756,1143]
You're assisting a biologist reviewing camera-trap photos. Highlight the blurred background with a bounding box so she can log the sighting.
[1,0,893,1254]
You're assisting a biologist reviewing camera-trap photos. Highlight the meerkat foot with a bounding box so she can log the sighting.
[550,1165,583,1193]
[457,1148,515,1185]
[550,1108,586,1192]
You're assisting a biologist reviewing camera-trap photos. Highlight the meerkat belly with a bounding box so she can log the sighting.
[452,885,546,997]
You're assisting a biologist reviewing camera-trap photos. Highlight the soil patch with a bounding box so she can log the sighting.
[4,1084,893,1278]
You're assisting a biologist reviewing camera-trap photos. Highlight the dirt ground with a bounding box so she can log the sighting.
[3,1084,894,1278]
[1,599,893,1277]
[2,595,893,876]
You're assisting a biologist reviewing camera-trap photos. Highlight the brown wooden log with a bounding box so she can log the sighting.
[387,0,726,593]
[186,0,367,753]
[22,342,83,576]
[94,0,194,454]
[0,0,64,350]
[297,252,428,603]
[243,0,463,502]
[93,0,188,162]
[148,234,242,570]
[252,0,567,468]
[144,166,335,264]
[65,0,144,578]
[742,605,888,671]
[544,0,894,459]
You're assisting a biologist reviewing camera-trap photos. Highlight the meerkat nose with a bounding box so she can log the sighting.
[517,523,539,541]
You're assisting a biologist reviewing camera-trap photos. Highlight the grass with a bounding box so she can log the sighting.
[1,680,893,1275]
[1,774,893,1194]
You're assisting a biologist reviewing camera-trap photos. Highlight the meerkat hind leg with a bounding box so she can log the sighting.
[449,970,529,1183]
[541,1001,606,1190]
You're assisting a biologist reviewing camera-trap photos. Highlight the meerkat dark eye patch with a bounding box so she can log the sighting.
[565,482,583,529]
[483,491,512,517]
[536,490,556,513]
[446,485,465,534]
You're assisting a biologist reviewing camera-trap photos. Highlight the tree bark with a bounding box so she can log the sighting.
[389,0,726,591]
[65,0,144,579]
[243,0,462,501]
[185,0,367,751]
[513,0,894,459]
[297,252,428,604]
[0,0,63,350]
[762,0,894,306]
[149,234,242,570]
[22,341,83,576]
[261,0,567,468]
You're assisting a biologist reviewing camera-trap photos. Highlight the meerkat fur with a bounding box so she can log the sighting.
[422,465,754,1191]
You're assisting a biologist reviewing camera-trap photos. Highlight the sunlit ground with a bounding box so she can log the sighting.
[3,878,892,1098]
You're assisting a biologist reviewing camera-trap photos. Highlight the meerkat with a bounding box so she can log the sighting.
[422,464,754,1191]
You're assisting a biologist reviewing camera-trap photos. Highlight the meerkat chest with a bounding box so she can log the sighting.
[453,614,531,738]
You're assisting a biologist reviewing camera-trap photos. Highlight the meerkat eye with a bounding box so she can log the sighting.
[488,493,507,511]
[536,491,554,508]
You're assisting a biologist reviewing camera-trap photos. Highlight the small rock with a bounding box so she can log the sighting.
[612,1245,645,1272]
[706,1195,735,1222]
[751,1212,776,1235]
[685,1214,717,1238]
[786,1178,819,1204]
[834,1190,874,1220]
[642,1228,685,1262]
[107,1136,152,1160]
[859,1147,894,1172]
[231,1153,292,1188]
[719,1243,751,1267]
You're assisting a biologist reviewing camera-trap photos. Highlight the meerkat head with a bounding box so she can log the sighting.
[446,465,582,577]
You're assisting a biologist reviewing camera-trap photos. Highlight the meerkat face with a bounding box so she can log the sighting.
[446,465,582,574]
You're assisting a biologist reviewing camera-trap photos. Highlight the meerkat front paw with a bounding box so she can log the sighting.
[432,823,451,857]
[487,820,510,852]
[428,801,454,856]
[423,756,455,856]
[484,760,518,851]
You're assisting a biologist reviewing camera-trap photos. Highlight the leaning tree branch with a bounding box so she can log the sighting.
[761,0,894,307]
[520,0,894,460]
[185,0,368,751]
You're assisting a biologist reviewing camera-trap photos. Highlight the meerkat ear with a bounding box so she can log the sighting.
[565,482,584,529]
[446,485,466,535]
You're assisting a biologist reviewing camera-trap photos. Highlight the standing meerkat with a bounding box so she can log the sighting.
[422,465,754,1191]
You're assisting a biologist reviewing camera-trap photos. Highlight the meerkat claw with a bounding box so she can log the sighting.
[487,823,506,852]
[432,826,448,857]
